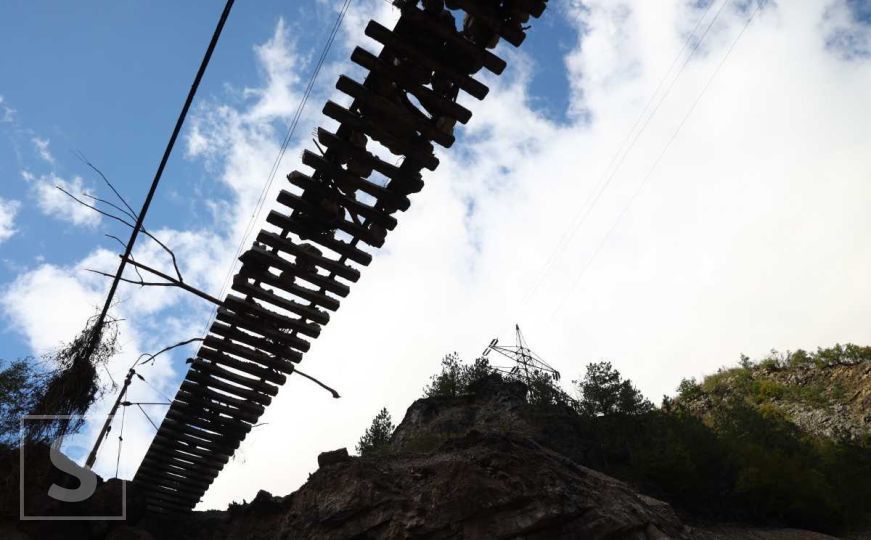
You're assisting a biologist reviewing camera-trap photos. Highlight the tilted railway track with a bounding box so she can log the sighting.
[130,0,548,514]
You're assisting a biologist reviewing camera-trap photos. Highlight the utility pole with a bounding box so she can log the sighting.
[85,368,134,470]
[76,0,235,373]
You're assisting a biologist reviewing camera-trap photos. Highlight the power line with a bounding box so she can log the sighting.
[204,0,354,333]
[82,0,236,363]
[522,0,729,304]
[550,0,762,319]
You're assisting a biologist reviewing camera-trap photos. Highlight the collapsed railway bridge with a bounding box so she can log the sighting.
[129,0,549,514]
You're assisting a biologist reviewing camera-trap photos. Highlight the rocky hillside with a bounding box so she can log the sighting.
[676,348,871,440]
[4,362,868,539]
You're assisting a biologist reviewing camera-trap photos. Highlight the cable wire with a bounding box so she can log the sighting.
[136,403,161,432]
[81,0,236,363]
[204,0,354,334]
[550,0,762,319]
[522,0,729,304]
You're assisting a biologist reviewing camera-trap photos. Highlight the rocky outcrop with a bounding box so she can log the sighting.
[390,376,532,451]
[3,375,858,539]
[680,360,871,440]
[275,431,689,539]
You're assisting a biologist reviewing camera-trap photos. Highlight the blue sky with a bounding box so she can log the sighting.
[0,0,580,475]
[1,0,870,509]
[0,0,578,365]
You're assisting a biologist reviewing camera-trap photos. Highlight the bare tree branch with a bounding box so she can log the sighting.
[74,150,137,218]
[293,367,341,399]
[84,192,137,222]
[126,258,223,306]
[57,186,184,282]
[86,268,174,288]
[136,337,204,367]
[105,234,145,283]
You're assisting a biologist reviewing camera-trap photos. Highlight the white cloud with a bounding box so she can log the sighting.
[0,198,21,243]
[32,173,101,228]
[31,136,54,164]
[0,95,14,123]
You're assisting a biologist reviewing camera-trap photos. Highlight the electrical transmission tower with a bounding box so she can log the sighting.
[481,324,560,383]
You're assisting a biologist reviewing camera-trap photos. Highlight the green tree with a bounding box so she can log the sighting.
[575,361,652,416]
[0,359,44,449]
[424,353,464,398]
[356,407,395,456]
[524,369,572,407]
[463,356,494,388]
[424,354,495,397]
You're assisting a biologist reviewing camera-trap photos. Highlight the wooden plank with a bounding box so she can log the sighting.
[138,452,222,482]
[151,437,232,467]
[250,226,362,280]
[147,439,229,469]
[189,357,282,394]
[205,325,301,369]
[176,387,262,424]
[138,454,219,484]
[301,148,413,209]
[214,309,310,356]
[206,336,302,374]
[159,415,238,444]
[224,295,321,339]
[137,466,214,492]
[283,176,398,230]
[247,267,342,311]
[140,442,207,469]
[138,459,221,491]
[242,241,351,298]
[273,187,384,248]
[137,464,212,490]
[315,127,425,194]
[232,279,331,325]
[336,75,455,148]
[402,7,509,71]
[154,427,236,459]
[136,471,205,499]
[166,399,253,435]
[261,225,371,268]
[187,369,273,407]
[259,226,369,271]
[205,335,293,375]
[365,21,489,100]
[322,100,437,173]
[179,380,266,418]
[446,0,526,46]
[351,48,472,124]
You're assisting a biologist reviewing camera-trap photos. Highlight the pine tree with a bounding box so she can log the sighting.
[575,361,652,416]
[355,407,395,456]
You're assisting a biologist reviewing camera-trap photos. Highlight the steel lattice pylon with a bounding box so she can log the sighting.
[482,324,560,383]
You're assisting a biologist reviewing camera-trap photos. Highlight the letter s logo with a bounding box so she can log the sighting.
[47,437,98,503]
